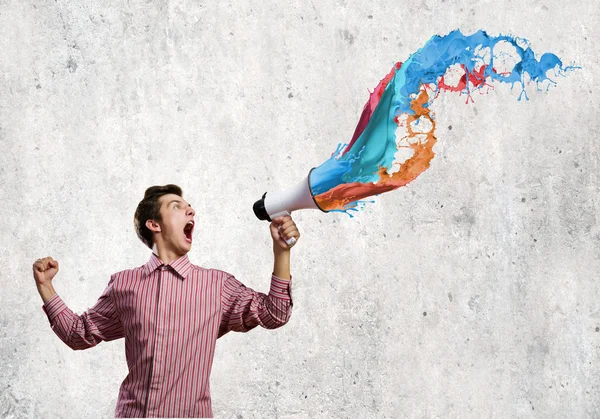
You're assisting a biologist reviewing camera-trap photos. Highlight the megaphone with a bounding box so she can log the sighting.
[253,168,326,245]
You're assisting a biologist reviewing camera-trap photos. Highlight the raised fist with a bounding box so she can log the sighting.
[33,257,59,286]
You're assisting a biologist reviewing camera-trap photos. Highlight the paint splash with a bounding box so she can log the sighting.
[308,29,578,216]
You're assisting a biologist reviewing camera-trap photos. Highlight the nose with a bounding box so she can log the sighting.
[186,205,195,217]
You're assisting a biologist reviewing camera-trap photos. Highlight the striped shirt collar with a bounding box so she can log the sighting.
[144,252,193,280]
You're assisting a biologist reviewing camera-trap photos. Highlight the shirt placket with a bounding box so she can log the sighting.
[144,266,168,418]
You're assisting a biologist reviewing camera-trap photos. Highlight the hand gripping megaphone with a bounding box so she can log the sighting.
[253,168,326,245]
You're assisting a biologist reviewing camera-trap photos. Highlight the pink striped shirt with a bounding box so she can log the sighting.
[41,252,293,418]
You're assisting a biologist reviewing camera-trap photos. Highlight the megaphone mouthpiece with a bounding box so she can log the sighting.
[252,192,270,221]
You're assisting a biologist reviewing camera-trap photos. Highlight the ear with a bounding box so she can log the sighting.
[146,219,161,233]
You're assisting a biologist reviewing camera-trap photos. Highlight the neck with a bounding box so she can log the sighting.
[152,242,185,265]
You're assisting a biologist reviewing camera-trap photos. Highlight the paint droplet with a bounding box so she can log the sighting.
[448,125,452,130]
[448,293,453,302]
[423,311,427,316]
[367,15,373,19]
[596,327,599,332]
[521,197,526,202]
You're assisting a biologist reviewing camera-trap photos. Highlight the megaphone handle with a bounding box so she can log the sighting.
[273,210,297,246]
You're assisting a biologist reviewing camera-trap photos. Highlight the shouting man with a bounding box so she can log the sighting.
[34,184,300,418]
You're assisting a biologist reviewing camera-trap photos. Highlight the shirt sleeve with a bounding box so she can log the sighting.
[41,275,124,350]
[218,272,293,338]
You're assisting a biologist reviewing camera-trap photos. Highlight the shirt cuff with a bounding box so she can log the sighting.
[269,273,292,301]
[41,293,68,322]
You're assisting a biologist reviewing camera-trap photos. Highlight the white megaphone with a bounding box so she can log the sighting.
[253,168,325,244]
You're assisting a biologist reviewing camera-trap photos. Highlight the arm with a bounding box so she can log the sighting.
[218,215,299,337]
[34,257,124,350]
[272,248,291,280]
[217,269,293,337]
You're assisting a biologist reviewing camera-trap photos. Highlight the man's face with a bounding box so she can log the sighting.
[149,194,196,255]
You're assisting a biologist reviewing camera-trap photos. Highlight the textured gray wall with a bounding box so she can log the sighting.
[1,0,599,418]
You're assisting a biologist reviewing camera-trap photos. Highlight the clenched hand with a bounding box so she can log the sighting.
[33,256,59,287]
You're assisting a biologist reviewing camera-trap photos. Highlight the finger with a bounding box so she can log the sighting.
[276,215,292,223]
[277,220,294,230]
[281,225,298,236]
[282,234,299,246]
[276,221,289,232]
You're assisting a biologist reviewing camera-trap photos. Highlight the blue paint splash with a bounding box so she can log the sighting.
[308,29,579,216]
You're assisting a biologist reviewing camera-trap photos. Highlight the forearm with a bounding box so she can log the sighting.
[37,282,57,303]
[272,249,291,280]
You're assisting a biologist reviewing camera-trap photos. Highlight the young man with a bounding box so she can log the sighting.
[34,184,300,418]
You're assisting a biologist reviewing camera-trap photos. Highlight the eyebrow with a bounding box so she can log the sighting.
[168,199,182,207]
[167,199,192,208]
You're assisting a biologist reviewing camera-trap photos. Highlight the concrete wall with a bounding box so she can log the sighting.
[1,0,598,417]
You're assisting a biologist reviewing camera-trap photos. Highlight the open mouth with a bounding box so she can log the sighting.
[183,221,194,243]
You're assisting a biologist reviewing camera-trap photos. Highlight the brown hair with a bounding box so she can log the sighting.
[134,184,183,249]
